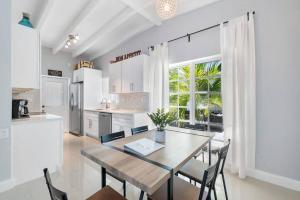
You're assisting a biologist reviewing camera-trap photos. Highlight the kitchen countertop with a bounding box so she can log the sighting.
[12,114,63,124]
[85,108,148,114]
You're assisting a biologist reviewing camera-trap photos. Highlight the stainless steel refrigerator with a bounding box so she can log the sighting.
[69,82,83,136]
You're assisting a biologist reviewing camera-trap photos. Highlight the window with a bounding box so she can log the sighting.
[169,55,223,132]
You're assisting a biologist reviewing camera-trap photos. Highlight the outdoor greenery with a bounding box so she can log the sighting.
[169,60,222,122]
[147,108,177,131]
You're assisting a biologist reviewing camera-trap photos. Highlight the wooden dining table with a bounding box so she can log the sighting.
[81,128,215,200]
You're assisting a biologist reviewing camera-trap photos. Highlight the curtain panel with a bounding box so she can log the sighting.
[220,13,256,178]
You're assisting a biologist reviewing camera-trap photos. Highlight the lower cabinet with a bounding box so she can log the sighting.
[112,113,149,137]
[84,111,99,139]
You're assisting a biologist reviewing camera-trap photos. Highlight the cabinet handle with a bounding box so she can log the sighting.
[130,83,134,91]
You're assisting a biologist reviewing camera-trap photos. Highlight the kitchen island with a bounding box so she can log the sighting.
[11,114,64,185]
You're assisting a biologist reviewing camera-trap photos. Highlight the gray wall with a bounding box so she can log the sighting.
[42,47,83,78]
[0,0,11,181]
[94,0,300,180]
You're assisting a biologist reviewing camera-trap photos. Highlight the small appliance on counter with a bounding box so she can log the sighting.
[12,99,29,119]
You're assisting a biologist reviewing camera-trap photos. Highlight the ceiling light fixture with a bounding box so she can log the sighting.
[64,34,80,48]
[155,0,177,20]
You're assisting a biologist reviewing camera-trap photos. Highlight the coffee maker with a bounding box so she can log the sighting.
[12,99,29,119]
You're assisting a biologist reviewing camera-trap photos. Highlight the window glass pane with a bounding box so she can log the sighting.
[195,79,208,92]
[169,68,178,81]
[195,94,209,122]
[207,60,221,76]
[209,93,222,110]
[178,65,190,81]
[169,95,178,106]
[178,81,189,93]
[209,78,221,92]
[195,63,207,77]
[170,107,178,118]
[169,81,178,93]
[179,108,190,120]
[179,94,190,107]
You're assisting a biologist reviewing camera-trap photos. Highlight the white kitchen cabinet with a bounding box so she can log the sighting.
[73,68,102,109]
[11,115,64,185]
[11,24,40,89]
[109,54,149,93]
[84,111,99,138]
[73,68,84,82]
[109,62,122,93]
[112,113,149,137]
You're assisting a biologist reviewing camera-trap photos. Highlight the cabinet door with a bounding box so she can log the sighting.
[84,112,99,138]
[12,25,40,89]
[122,56,143,92]
[73,68,84,83]
[109,62,122,93]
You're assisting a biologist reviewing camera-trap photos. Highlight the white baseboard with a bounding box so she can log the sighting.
[247,169,300,192]
[0,178,15,193]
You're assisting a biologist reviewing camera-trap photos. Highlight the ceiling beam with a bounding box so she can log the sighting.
[52,0,103,54]
[118,0,161,25]
[90,23,153,60]
[36,0,55,31]
[72,8,136,58]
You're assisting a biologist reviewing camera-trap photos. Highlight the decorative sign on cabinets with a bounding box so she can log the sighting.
[48,69,62,77]
[110,50,141,64]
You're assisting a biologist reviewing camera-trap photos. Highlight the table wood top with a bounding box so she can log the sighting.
[81,144,170,195]
[105,129,212,172]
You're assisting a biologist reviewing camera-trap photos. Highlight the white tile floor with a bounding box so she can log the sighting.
[0,133,299,200]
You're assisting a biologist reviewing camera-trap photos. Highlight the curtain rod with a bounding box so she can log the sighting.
[149,11,255,49]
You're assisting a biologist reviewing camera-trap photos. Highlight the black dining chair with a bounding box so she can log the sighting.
[131,125,148,135]
[43,168,126,200]
[149,155,221,200]
[178,139,231,200]
[100,131,127,197]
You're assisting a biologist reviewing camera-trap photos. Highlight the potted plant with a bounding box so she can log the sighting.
[147,108,177,143]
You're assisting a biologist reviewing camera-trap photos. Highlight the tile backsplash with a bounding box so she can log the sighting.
[12,89,41,112]
[114,92,149,111]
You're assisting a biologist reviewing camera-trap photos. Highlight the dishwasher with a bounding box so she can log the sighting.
[98,112,112,137]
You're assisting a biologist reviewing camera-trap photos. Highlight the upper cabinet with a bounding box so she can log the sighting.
[109,54,149,93]
[109,62,122,93]
[73,68,102,109]
[11,25,41,89]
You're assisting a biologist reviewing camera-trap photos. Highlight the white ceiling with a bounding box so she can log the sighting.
[12,0,220,59]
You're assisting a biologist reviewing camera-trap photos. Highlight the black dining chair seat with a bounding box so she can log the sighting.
[148,175,207,200]
[43,168,126,200]
[179,159,209,183]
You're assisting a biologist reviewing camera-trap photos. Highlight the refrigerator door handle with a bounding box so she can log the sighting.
[70,93,74,111]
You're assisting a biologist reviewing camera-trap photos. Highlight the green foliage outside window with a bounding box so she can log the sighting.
[169,60,222,123]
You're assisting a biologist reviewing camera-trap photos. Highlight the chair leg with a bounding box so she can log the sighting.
[123,181,126,197]
[221,173,228,200]
[213,185,217,200]
[139,191,145,200]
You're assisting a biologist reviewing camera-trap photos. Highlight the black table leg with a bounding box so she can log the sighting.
[167,172,173,200]
[209,140,212,165]
[101,167,106,188]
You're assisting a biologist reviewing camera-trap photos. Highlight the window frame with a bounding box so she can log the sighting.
[169,55,222,129]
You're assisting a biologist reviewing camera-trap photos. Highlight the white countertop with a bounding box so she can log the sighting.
[85,108,148,114]
[12,114,63,124]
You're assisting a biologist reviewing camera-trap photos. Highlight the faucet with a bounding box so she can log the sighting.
[101,98,110,109]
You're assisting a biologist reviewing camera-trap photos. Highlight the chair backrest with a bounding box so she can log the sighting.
[218,139,231,173]
[198,161,221,200]
[131,125,148,135]
[43,168,68,200]
[100,131,125,143]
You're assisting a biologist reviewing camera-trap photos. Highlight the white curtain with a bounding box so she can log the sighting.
[148,42,169,112]
[220,13,256,178]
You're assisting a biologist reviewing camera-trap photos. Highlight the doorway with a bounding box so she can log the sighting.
[42,76,70,132]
